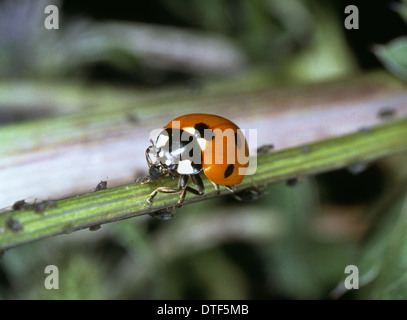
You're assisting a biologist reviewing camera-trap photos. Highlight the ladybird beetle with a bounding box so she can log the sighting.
[141,113,249,207]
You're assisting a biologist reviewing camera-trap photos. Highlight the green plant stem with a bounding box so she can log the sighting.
[1,117,407,250]
[1,72,406,208]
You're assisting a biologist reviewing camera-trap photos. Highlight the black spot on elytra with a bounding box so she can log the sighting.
[194,123,214,140]
[224,164,234,178]
[194,123,208,137]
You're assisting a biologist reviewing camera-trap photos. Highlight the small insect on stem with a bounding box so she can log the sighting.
[149,205,176,220]
[12,200,27,210]
[94,180,107,192]
[232,184,267,202]
[378,107,396,121]
[6,217,24,232]
[34,200,57,213]
[89,224,101,231]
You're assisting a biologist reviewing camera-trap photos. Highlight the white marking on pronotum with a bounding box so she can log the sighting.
[156,134,169,148]
[183,127,197,136]
[171,147,185,156]
[177,160,195,174]
[197,138,207,150]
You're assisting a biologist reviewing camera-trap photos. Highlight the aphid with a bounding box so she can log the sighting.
[378,107,396,120]
[232,185,267,202]
[286,177,298,187]
[94,181,107,191]
[6,217,23,232]
[149,206,176,220]
[140,114,249,207]
[12,200,26,210]
[34,200,57,213]
[302,144,311,154]
[257,144,274,155]
[89,224,101,231]
[347,162,369,175]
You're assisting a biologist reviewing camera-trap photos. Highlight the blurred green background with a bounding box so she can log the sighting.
[1,0,407,300]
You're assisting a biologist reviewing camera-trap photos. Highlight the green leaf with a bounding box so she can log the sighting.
[374,37,407,82]
[392,0,407,23]
[348,180,407,299]
[262,179,354,299]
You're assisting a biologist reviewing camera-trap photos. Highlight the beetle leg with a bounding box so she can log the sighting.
[225,185,236,192]
[147,174,206,208]
[175,174,205,207]
[190,174,205,194]
[175,186,203,207]
[147,175,189,207]
[210,181,220,195]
